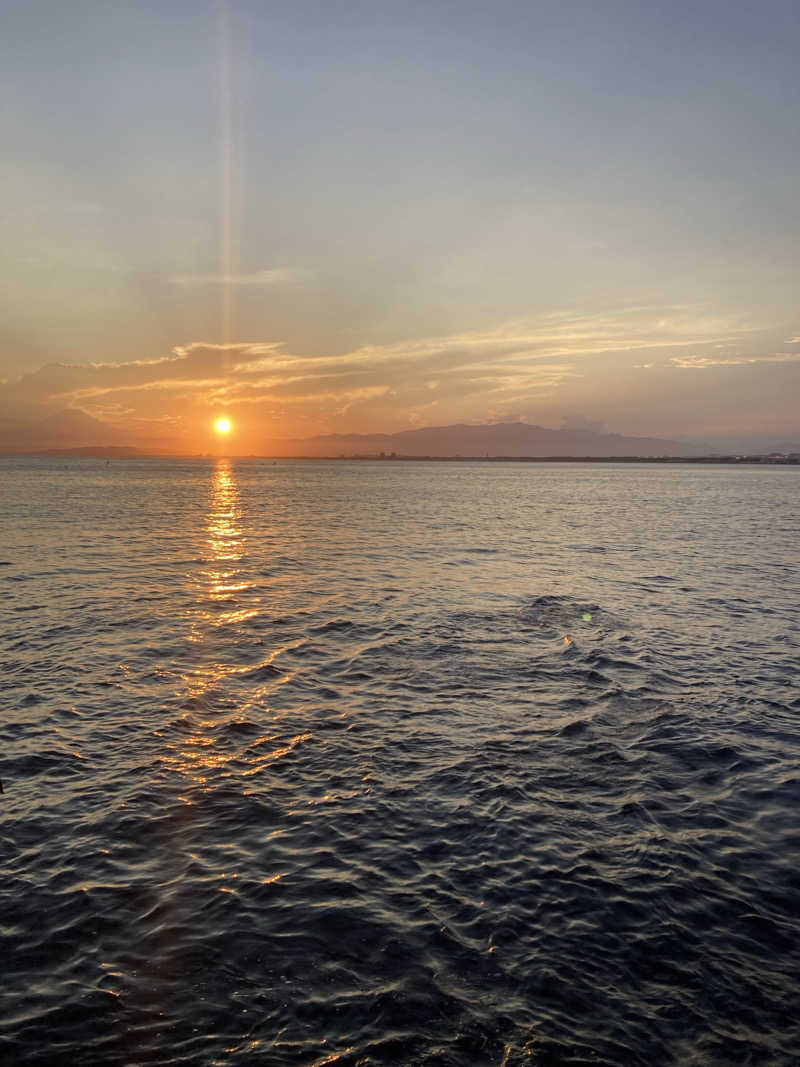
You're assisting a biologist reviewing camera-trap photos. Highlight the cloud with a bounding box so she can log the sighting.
[561,414,606,433]
[0,304,769,444]
[670,352,800,369]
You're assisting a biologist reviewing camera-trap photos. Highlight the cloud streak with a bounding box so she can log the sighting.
[670,352,800,369]
[1,305,795,448]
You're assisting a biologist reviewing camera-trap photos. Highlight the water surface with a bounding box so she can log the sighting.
[1,459,798,1064]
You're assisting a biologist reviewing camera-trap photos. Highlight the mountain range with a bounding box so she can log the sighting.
[0,411,704,457]
[262,422,702,458]
[0,408,126,452]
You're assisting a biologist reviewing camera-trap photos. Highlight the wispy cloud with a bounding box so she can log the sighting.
[0,305,775,442]
[670,352,800,369]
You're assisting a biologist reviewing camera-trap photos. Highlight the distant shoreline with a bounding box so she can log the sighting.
[2,449,798,464]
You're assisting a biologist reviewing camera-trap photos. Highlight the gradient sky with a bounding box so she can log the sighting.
[2,0,799,451]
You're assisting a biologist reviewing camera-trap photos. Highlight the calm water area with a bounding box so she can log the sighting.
[1,458,798,1065]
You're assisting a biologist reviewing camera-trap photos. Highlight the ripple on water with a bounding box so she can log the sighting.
[1,458,799,1065]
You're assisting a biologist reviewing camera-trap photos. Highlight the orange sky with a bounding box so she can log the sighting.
[2,3,800,453]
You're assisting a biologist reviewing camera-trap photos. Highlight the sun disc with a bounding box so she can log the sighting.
[214,417,232,435]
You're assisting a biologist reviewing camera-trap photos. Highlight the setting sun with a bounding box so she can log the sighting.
[214,417,232,435]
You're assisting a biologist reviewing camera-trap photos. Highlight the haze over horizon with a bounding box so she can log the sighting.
[2,1,799,454]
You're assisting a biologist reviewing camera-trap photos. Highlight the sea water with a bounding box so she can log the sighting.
[1,458,798,1064]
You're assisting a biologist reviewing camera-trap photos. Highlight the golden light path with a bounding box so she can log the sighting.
[164,460,300,793]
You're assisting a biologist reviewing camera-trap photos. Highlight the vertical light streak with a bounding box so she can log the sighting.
[217,0,234,350]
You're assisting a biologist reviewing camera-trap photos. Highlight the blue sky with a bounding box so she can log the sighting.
[1,0,799,448]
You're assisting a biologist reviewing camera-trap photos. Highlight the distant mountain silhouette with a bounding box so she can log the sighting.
[0,411,707,458]
[262,421,703,458]
[0,408,123,452]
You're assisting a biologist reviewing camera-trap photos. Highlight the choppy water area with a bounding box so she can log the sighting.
[1,457,798,1066]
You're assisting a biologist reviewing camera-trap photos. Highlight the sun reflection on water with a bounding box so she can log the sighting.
[166,459,257,787]
[201,459,249,608]
[162,460,299,790]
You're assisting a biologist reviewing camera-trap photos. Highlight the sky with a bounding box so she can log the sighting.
[1,0,799,452]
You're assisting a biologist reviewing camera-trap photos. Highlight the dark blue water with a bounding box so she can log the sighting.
[1,458,798,1065]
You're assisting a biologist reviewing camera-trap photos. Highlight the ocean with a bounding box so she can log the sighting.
[1,457,798,1065]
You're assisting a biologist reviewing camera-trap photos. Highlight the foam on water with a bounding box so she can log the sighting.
[1,458,799,1065]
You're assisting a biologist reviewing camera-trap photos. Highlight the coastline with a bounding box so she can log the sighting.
[2,449,798,464]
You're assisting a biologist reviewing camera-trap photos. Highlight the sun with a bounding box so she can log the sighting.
[214,417,232,435]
